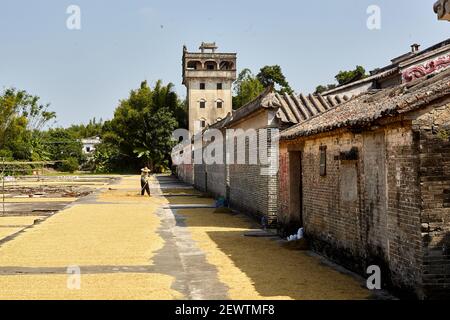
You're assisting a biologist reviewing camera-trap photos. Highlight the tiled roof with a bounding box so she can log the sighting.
[281,69,450,140]
[322,38,450,96]
[210,86,348,129]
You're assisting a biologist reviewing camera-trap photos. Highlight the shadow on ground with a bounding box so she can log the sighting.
[178,208,374,300]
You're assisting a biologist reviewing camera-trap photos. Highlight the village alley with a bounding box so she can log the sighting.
[0,175,376,300]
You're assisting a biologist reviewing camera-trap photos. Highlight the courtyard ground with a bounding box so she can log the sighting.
[0,175,375,300]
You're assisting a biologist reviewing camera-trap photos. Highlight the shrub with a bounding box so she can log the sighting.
[60,157,79,173]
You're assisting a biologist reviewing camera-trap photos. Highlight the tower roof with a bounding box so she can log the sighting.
[199,42,218,52]
[182,43,237,84]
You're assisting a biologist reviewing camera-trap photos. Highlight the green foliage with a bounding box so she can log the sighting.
[314,66,367,95]
[233,69,265,109]
[257,65,293,94]
[64,118,104,139]
[0,88,55,160]
[335,66,367,85]
[93,142,122,173]
[233,66,293,109]
[94,80,183,173]
[41,128,84,170]
[314,84,337,95]
[60,157,79,173]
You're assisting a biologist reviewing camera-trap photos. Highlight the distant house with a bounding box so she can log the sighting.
[81,136,101,155]
[321,39,450,99]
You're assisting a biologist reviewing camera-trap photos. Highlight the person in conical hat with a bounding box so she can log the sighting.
[140,167,151,196]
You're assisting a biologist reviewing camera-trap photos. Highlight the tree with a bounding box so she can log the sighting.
[314,66,367,95]
[92,141,122,173]
[257,65,293,94]
[335,66,367,85]
[41,128,84,170]
[233,69,265,109]
[0,88,55,160]
[134,107,178,172]
[314,84,337,95]
[96,80,183,173]
[232,66,294,109]
[65,118,104,139]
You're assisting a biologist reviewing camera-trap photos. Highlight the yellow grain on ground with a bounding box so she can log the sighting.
[166,196,215,206]
[1,198,77,203]
[179,208,372,300]
[107,176,143,190]
[0,176,184,299]
[0,203,163,267]
[97,190,167,206]
[4,181,106,187]
[162,188,202,195]
[0,273,183,300]
[0,227,22,240]
[0,216,45,226]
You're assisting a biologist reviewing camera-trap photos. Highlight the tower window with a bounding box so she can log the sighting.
[200,83,205,90]
[200,101,206,108]
[205,61,217,70]
[217,83,223,90]
[201,120,206,128]
[217,101,223,108]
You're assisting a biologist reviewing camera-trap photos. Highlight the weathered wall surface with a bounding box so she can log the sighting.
[278,122,429,298]
[194,163,207,192]
[228,128,278,225]
[204,134,227,199]
[299,132,366,272]
[414,101,450,299]
[206,163,227,198]
[187,78,234,133]
[383,124,422,296]
[177,164,194,185]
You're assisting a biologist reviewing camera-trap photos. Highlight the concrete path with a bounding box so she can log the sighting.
[0,175,374,300]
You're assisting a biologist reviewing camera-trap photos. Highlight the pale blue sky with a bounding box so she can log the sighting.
[0,0,448,127]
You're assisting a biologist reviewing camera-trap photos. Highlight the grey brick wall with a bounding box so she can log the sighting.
[414,102,450,299]
[278,118,443,298]
[177,164,194,185]
[194,163,206,192]
[228,128,278,225]
[206,163,227,198]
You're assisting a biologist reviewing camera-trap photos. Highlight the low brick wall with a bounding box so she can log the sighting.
[206,163,227,199]
[194,163,206,192]
[176,164,194,185]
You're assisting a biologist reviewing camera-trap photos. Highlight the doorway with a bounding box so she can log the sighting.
[289,151,303,226]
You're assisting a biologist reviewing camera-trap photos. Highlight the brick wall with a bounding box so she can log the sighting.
[177,164,194,185]
[194,163,206,192]
[384,125,422,297]
[228,128,279,225]
[206,163,227,198]
[279,122,430,298]
[414,101,450,299]
[300,133,367,272]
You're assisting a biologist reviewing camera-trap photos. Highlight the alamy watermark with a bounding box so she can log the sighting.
[366,265,381,290]
[67,265,81,290]
[66,5,81,30]
[172,128,279,176]
[367,5,381,30]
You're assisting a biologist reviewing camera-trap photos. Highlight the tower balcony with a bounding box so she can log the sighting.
[183,69,237,82]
